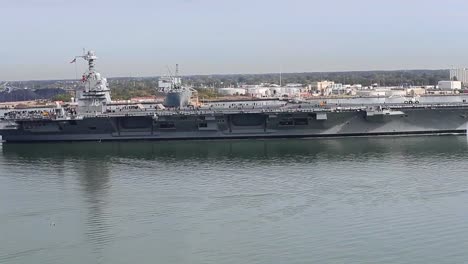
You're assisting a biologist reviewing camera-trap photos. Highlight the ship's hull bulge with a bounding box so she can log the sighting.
[1,107,468,142]
[164,91,192,108]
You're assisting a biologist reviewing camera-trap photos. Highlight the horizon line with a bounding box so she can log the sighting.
[2,67,452,83]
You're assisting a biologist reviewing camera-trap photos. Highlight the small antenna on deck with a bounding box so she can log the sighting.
[280,67,282,87]
[166,65,174,79]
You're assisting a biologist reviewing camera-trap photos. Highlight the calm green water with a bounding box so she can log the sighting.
[1,137,468,264]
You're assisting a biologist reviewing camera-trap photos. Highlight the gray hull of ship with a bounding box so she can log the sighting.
[164,90,192,108]
[1,107,468,142]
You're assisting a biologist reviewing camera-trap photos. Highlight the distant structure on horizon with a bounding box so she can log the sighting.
[450,68,468,85]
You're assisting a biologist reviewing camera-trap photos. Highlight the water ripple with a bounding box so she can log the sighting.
[1,136,468,264]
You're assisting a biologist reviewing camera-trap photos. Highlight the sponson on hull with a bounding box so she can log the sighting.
[1,51,468,142]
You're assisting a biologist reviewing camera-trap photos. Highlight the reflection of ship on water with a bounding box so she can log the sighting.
[78,158,113,260]
[0,141,114,261]
[2,136,468,162]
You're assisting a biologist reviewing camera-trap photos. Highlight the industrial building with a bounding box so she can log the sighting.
[218,88,246,96]
[438,81,462,90]
[449,68,468,85]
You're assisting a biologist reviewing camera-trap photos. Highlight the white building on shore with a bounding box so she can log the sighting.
[450,68,468,85]
[438,81,462,90]
[218,88,246,96]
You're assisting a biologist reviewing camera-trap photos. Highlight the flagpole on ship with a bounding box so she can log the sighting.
[70,55,80,102]
[70,49,89,101]
[74,59,78,81]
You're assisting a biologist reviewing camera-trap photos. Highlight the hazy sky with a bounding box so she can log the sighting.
[1,0,467,81]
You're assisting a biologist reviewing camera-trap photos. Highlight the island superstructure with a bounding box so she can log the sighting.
[1,51,468,142]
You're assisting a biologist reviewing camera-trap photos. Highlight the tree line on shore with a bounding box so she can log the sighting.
[5,69,451,102]
[106,69,450,100]
[182,69,449,88]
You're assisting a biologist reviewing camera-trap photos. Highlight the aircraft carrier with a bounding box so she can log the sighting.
[1,51,468,142]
